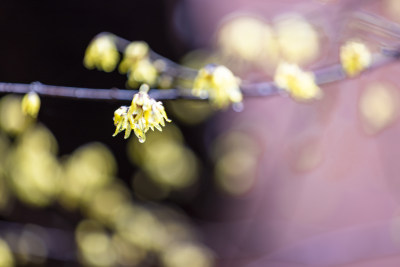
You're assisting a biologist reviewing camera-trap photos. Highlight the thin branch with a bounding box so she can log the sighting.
[105,32,198,80]
[0,50,395,102]
[3,9,400,104]
[0,49,397,102]
[0,82,201,102]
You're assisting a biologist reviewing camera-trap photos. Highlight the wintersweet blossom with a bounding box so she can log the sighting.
[274,62,322,101]
[119,41,150,73]
[340,41,371,77]
[21,92,41,118]
[83,35,120,72]
[119,41,158,87]
[192,64,242,109]
[126,59,158,87]
[113,84,171,142]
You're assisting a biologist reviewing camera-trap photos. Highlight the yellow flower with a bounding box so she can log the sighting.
[274,62,322,101]
[340,41,371,77]
[119,41,150,73]
[83,35,120,72]
[275,13,319,65]
[192,64,242,109]
[127,59,158,87]
[21,91,41,118]
[113,84,171,142]
[118,41,158,87]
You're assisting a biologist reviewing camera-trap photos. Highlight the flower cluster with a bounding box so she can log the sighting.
[21,91,41,118]
[113,84,171,142]
[119,42,158,87]
[274,62,322,101]
[83,35,120,72]
[340,41,371,77]
[192,64,243,109]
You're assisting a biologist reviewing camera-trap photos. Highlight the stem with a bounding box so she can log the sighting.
[105,32,198,80]
[0,82,202,101]
[0,49,397,102]
[4,8,400,104]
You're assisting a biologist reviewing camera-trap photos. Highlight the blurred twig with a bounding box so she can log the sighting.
[0,220,76,263]
[106,32,198,80]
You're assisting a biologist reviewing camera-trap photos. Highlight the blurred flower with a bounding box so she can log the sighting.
[127,59,158,87]
[192,64,242,109]
[359,82,399,134]
[162,242,214,267]
[76,220,117,267]
[214,13,320,73]
[85,182,131,227]
[0,238,14,267]
[115,206,170,251]
[158,74,174,89]
[119,42,158,87]
[274,62,322,101]
[274,13,320,65]
[7,126,61,207]
[59,143,115,210]
[83,35,120,72]
[128,124,199,200]
[340,41,371,77]
[217,15,279,68]
[21,92,40,119]
[0,95,32,136]
[113,84,171,142]
[119,41,150,73]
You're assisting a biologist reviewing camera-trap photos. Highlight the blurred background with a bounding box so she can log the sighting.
[0,1,215,266]
[2,0,400,266]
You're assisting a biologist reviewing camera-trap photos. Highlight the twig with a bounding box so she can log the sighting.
[105,32,198,80]
[0,82,200,102]
[4,8,400,104]
[0,49,397,102]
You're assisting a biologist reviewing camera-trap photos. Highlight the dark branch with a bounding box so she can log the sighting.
[3,9,400,104]
[104,32,198,80]
[0,82,203,102]
[0,50,397,103]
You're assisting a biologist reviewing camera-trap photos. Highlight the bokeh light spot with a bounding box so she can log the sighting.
[359,82,399,134]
